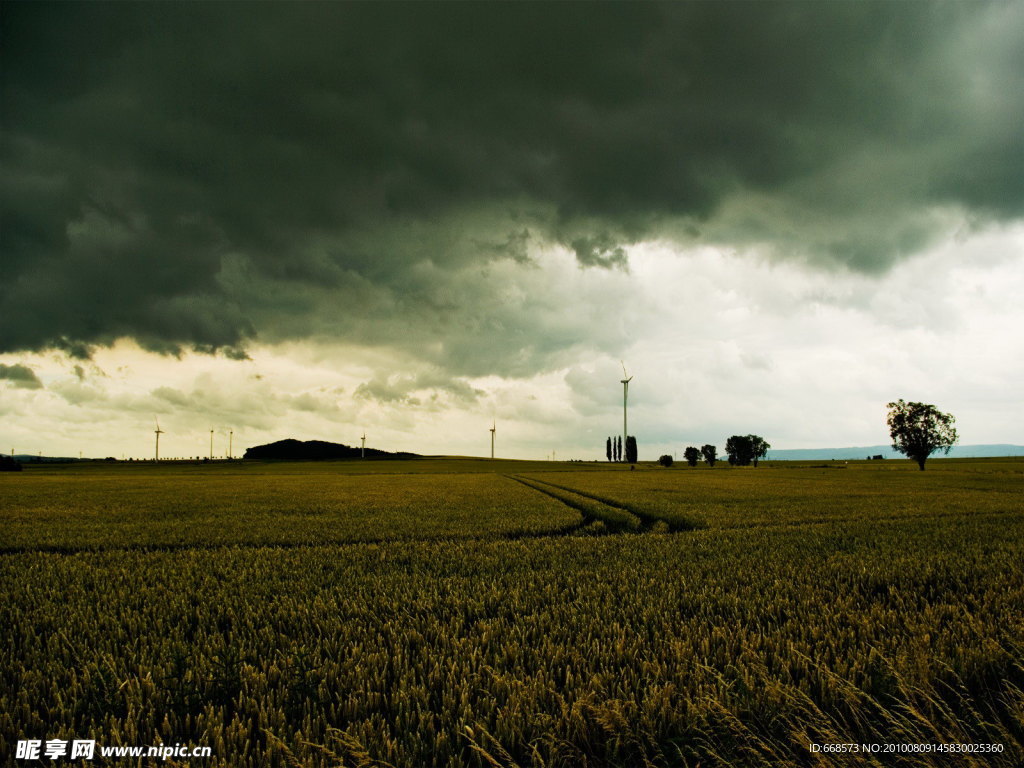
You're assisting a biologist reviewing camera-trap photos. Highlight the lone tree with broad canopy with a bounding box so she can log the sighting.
[701,444,717,467]
[683,446,702,466]
[749,435,770,467]
[725,434,770,466]
[886,399,958,470]
[725,435,751,465]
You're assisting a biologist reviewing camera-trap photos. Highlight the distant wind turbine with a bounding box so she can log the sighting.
[620,361,633,462]
[361,433,366,458]
[490,421,496,459]
[209,429,214,460]
[228,430,233,460]
[154,418,164,462]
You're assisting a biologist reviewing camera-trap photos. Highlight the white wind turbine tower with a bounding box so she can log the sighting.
[209,429,214,460]
[228,430,233,460]
[490,421,496,459]
[361,433,366,458]
[620,361,633,462]
[154,418,164,462]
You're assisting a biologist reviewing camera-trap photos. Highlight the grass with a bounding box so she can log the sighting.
[521,457,1023,530]
[0,465,582,551]
[2,457,1022,767]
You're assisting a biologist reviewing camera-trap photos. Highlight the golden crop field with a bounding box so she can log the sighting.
[2,458,1022,767]
[518,458,1024,530]
[0,461,585,551]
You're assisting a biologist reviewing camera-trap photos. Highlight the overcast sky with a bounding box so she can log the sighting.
[2,2,1022,460]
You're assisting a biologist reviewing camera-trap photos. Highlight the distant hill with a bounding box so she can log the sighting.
[243,439,420,461]
[8,454,79,463]
[0,455,23,471]
[766,444,1024,461]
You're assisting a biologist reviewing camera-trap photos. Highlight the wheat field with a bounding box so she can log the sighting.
[2,458,1022,766]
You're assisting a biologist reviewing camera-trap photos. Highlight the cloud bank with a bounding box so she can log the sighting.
[3,2,1023,374]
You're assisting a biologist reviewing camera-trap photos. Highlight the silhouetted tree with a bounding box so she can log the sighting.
[658,454,673,467]
[725,435,769,466]
[683,446,701,466]
[749,435,770,467]
[616,436,622,462]
[886,399,958,470]
[606,436,612,462]
[725,435,750,465]
[625,436,637,464]
[701,444,717,467]
[725,435,752,466]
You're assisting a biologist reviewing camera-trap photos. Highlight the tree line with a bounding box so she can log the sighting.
[606,400,958,471]
[614,436,769,467]
[605,436,638,463]
[675,436,769,467]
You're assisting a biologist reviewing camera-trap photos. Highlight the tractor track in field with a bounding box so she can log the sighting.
[505,474,650,533]
[510,473,700,531]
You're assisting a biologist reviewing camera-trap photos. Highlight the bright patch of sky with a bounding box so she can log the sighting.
[4,223,1021,460]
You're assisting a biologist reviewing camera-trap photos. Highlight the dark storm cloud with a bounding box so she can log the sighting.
[3,2,1022,365]
[0,363,43,389]
[571,234,629,271]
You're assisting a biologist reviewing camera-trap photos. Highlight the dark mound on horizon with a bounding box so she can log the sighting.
[1,455,23,471]
[244,439,420,461]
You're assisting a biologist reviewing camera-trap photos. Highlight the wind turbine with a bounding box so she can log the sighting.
[490,421,496,459]
[361,433,366,458]
[154,418,164,462]
[620,361,633,462]
[209,429,214,460]
[228,430,233,460]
